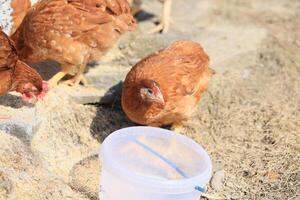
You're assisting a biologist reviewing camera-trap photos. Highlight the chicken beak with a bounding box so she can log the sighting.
[155,92,165,105]
[30,95,38,104]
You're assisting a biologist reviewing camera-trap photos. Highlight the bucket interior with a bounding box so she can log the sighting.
[102,127,211,185]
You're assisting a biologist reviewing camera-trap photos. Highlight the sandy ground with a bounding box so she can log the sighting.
[0,0,299,199]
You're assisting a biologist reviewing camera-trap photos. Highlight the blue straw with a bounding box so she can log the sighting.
[132,139,206,193]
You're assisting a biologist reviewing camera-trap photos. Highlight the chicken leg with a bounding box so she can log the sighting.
[130,0,142,16]
[48,71,68,88]
[149,0,172,34]
[48,63,88,88]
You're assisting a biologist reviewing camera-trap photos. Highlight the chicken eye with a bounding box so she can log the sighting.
[31,86,38,93]
[146,89,153,95]
[96,3,101,8]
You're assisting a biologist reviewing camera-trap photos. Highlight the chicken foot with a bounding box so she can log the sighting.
[148,0,172,34]
[61,65,88,87]
[62,74,88,87]
[171,123,184,133]
[48,63,88,87]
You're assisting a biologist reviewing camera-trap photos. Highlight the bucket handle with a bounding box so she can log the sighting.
[132,139,206,193]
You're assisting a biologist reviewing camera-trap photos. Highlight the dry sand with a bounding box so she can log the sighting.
[0,0,299,199]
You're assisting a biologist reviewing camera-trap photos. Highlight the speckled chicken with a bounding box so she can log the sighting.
[0,30,48,119]
[12,0,136,88]
[128,0,172,33]
[122,40,213,132]
[0,0,32,35]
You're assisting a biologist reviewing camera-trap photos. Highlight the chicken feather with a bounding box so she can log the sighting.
[0,30,48,103]
[12,0,136,87]
[122,40,212,128]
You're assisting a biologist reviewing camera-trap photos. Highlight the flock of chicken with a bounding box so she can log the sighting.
[0,0,212,131]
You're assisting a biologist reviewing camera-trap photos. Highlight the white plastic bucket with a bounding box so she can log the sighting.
[100,126,212,200]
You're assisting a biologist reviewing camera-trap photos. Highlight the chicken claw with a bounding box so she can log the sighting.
[171,124,184,133]
[148,0,172,34]
[62,74,88,87]
[148,23,165,34]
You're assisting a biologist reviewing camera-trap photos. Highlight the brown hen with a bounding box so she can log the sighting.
[122,40,213,132]
[0,29,48,119]
[12,0,136,88]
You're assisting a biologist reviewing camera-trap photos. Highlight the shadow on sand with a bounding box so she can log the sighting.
[0,94,33,109]
[89,82,136,143]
